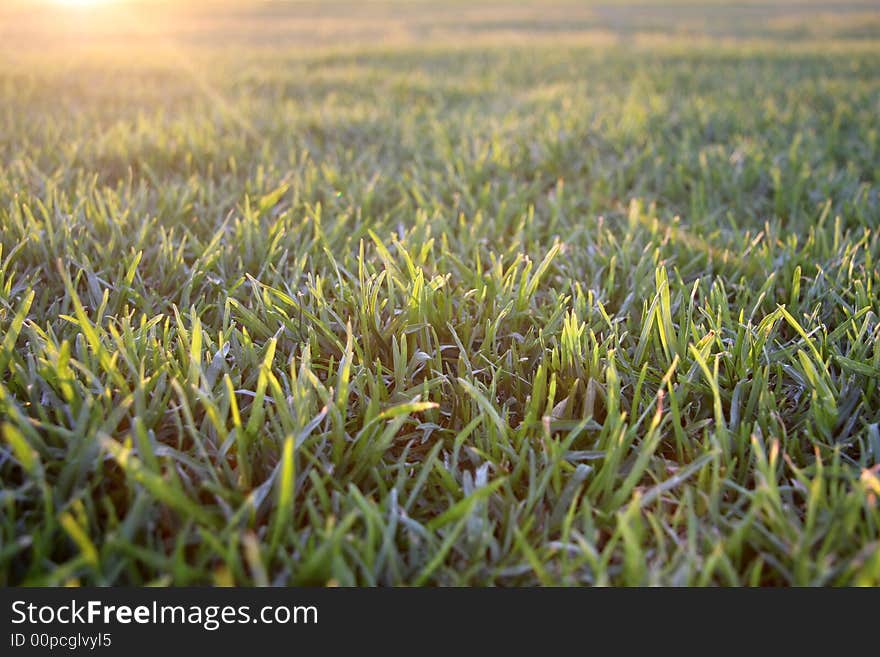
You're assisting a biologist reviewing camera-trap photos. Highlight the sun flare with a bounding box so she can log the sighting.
[54,0,115,6]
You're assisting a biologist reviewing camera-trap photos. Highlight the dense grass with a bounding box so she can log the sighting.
[1,1,880,586]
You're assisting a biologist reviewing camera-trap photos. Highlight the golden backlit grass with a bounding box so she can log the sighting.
[1,1,879,585]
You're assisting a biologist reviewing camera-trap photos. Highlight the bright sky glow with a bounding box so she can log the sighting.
[54,0,115,6]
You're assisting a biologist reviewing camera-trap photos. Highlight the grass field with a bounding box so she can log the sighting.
[1,0,879,586]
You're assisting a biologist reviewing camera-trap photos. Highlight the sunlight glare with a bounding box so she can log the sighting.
[55,0,115,6]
